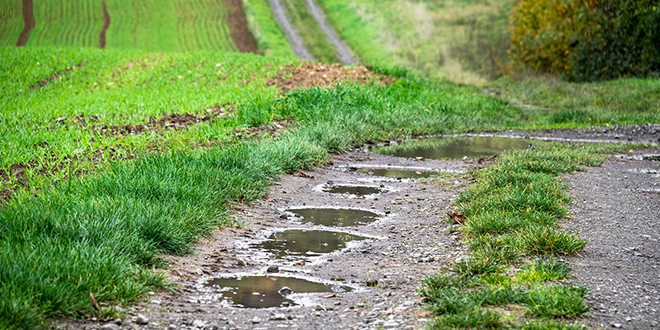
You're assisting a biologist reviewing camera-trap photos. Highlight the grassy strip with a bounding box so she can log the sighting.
[488,76,660,127]
[279,0,339,63]
[242,0,297,57]
[419,143,649,329]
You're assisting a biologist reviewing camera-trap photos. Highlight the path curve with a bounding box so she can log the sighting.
[304,0,357,65]
[267,0,314,61]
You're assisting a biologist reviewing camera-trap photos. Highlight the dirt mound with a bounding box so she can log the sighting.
[266,62,397,93]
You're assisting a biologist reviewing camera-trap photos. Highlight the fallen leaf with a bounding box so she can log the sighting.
[447,210,466,223]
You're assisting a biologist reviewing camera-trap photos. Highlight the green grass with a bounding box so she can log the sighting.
[0,46,293,202]
[488,76,660,127]
[280,0,339,63]
[242,0,297,57]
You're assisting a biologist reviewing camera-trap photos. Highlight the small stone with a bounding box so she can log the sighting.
[278,286,293,295]
[383,321,399,328]
[612,323,622,328]
[100,324,119,330]
[626,317,632,322]
[136,314,149,325]
[271,313,286,321]
[251,317,261,324]
[252,292,261,295]
[195,268,203,275]
[150,299,161,304]
[237,259,247,267]
[193,320,206,327]
[168,325,177,329]
[267,265,279,273]
[113,318,122,325]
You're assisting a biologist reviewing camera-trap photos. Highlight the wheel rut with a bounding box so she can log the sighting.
[267,0,314,60]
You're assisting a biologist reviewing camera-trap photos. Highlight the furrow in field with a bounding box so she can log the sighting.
[222,0,258,53]
[267,0,314,60]
[15,0,34,46]
[100,0,110,48]
[303,0,355,64]
[0,1,22,46]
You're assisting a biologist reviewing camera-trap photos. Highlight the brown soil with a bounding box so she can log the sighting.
[222,0,259,54]
[92,104,234,136]
[99,0,110,49]
[16,0,34,47]
[266,62,397,93]
[27,63,85,92]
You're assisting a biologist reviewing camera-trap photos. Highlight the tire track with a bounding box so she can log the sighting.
[303,0,356,65]
[267,0,313,60]
[16,0,34,46]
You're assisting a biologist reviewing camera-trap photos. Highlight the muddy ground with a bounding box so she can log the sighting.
[57,130,659,330]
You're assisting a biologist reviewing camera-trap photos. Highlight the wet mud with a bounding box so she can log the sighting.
[222,0,259,54]
[321,184,383,197]
[357,168,438,179]
[16,0,34,47]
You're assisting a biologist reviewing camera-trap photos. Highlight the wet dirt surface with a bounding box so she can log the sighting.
[497,124,660,144]
[202,275,347,309]
[286,207,383,227]
[65,151,471,330]
[565,151,660,330]
[249,229,372,260]
[357,168,439,179]
[371,136,531,160]
[265,62,396,93]
[321,184,383,197]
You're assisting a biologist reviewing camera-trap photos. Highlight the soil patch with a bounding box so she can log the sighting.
[266,62,397,93]
[99,0,110,49]
[16,0,34,47]
[222,0,259,54]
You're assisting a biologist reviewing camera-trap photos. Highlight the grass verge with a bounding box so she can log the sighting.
[242,0,298,57]
[419,142,650,328]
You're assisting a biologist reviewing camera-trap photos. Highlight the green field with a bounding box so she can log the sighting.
[0,0,268,52]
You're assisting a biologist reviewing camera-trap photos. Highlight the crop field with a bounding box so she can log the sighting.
[0,0,259,52]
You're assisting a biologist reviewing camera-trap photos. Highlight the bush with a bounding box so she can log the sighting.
[509,0,660,81]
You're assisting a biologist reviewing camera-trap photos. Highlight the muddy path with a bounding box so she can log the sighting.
[267,0,314,60]
[54,132,659,330]
[565,151,660,329]
[303,0,356,65]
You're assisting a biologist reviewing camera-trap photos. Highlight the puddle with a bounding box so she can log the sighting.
[250,229,371,259]
[204,275,348,308]
[287,208,382,227]
[322,185,382,196]
[372,136,530,160]
[357,168,438,179]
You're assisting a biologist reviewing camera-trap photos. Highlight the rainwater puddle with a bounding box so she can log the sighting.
[357,168,438,179]
[250,229,371,260]
[288,208,382,227]
[322,185,382,196]
[372,136,529,160]
[204,275,348,308]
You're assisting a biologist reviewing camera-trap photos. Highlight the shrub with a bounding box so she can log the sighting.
[509,0,660,81]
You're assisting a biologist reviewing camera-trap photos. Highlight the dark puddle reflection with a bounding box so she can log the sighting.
[372,136,530,160]
[205,276,349,308]
[251,229,371,259]
[357,168,438,179]
[288,208,382,227]
[322,185,382,196]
